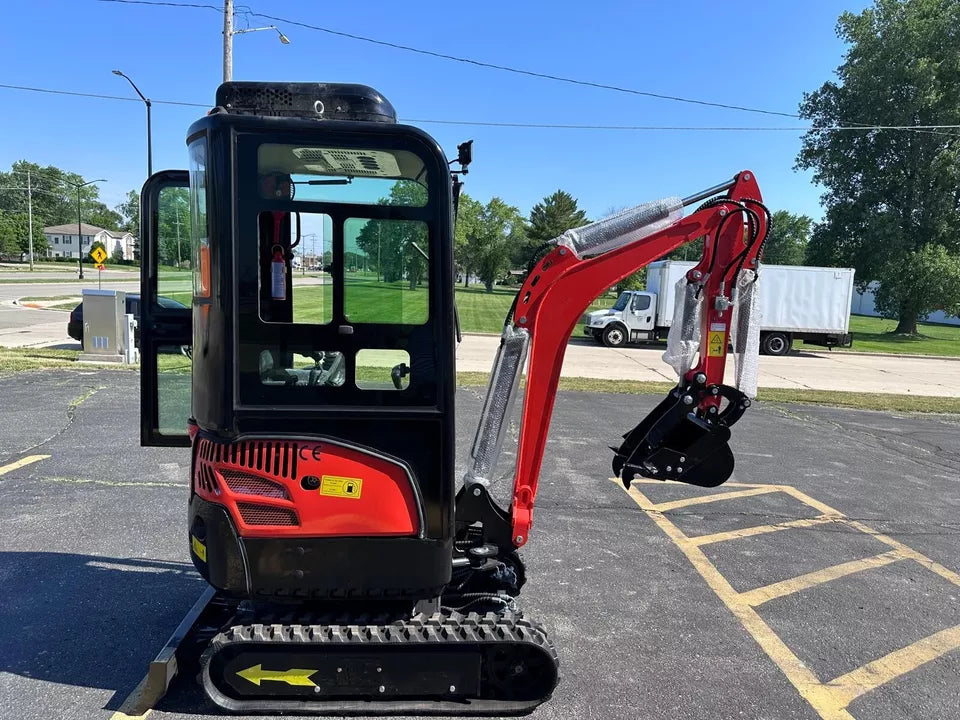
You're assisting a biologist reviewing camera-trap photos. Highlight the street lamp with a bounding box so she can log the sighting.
[112,70,152,177]
[61,178,107,279]
[223,0,291,81]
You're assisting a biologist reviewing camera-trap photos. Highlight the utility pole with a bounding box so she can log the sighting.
[222,0,288,81]
[223,0,233,82]
[26,169,34,271]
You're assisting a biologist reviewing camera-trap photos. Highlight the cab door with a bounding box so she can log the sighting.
[627,292,656,333]
[140,171,192,447]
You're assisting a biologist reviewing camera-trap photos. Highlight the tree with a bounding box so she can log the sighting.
[0,212,18,255]
[86,203,122,232]
[157,188,190,268]
[454,194,483,286]
[111,245,125,264]
[0,210,46,256]
[763,210,813,265]
[116,190,140,234]
[797,0,960,334]
[354,182,429,287]
[116,190,141,261]
[521,190,589,267]
[469,198,526,292]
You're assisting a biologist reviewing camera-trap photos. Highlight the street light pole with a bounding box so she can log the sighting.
[26,169,33,271]
[66,178,107,280]
[223,0,290,81]
[112,70,152,176]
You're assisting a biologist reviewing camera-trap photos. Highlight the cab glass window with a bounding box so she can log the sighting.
[344,218,429,325]
[189,139,210,298]
[631,294,651,311]
[258,144,427,206]
[258,212,333,325]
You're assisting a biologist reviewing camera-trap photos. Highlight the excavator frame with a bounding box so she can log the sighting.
[135,81,769,715]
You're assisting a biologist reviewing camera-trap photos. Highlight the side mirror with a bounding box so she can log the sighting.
[457,140,473,172]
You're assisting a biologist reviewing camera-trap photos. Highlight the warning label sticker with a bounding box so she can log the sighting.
[320,475,363,499]
[707,331,726,357]
[191,535,207,562]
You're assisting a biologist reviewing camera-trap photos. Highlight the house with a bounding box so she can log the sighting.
[42,223,137,261]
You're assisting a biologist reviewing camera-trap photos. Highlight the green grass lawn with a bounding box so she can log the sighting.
[800,315,960,357]
[163,280,617,332]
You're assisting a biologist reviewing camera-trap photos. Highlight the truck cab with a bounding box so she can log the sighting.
[583,290,658,347]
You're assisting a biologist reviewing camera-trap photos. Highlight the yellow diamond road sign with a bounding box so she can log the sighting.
[90,247,107,264]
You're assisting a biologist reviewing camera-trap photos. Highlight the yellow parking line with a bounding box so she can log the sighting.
[845,519,960,589]
[110,674,152,720]
[0,454,50,477]
[824,624,960,708]
[621,482,856,720]
[777,484,846,518]
[629,478,766,488]
[649,485,781,512]
[739,549,907,607]
[690,515,841,547]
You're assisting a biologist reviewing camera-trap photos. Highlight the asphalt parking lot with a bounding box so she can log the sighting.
[1,370,958,720]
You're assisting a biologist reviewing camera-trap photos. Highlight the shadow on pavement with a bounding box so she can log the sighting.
[0,551,206,710]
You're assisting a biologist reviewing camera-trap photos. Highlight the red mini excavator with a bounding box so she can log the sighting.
[138,81,768,714]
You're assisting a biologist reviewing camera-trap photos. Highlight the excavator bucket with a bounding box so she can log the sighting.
[612,377,749,488]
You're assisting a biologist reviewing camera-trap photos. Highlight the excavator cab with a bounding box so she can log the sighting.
[138,80,768,716]
[142,81,458,598]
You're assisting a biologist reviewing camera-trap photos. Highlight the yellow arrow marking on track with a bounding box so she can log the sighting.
[237,664,319,687]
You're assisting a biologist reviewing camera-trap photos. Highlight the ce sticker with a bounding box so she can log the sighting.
[299,446,323,461]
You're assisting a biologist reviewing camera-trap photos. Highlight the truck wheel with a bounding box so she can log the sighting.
[602,324,628,348]
[760,332,792,356]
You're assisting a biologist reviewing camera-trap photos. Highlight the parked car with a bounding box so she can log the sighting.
[67,294,188,346]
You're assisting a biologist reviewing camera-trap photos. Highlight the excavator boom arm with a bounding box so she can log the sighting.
[460,171,767,547]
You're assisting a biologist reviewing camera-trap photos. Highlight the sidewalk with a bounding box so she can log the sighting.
[1,312,956,397]
[456,334,958,397]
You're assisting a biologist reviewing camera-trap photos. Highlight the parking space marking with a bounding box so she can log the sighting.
[824,624,960,708]
[644,484,781,512]
[615,478,960,720]
[739,549,907,607]
[689,515,841,546]
[109,674,152,720]
[0,454,50,477]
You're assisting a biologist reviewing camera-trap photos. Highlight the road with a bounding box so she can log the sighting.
[0,370,958,720]
[2,273,959,395]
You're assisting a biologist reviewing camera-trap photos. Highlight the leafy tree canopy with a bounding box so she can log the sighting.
[763,210,814,266]
[797,0,960,334]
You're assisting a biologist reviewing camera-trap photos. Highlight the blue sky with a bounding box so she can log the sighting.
[0,0,867,221]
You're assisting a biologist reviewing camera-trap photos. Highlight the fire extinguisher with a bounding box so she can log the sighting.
[271,245,286,300]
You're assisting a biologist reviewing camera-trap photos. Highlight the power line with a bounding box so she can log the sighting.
[1,82,959,134]
[96,0,799,118]
[408,118,960,132]
[0,82,208,108]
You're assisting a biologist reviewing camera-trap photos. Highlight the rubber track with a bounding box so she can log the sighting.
[201,610,559,715]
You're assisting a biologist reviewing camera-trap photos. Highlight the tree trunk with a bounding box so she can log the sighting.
[893,303,918,335]
[484,280,494,293]
[409,276,416,291]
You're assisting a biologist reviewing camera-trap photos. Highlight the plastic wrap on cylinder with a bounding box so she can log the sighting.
[662,277,702,378]
[558,197,683,258]
[731,269,760,398]
[463,325,530,487]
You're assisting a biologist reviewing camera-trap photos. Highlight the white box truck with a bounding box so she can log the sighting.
[582,260,855,355]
